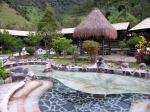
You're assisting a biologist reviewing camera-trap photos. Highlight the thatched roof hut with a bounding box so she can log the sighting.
[73,8,117,40]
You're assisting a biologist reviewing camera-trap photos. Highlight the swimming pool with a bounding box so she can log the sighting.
[20,65,150,95]
[19,65,150,112]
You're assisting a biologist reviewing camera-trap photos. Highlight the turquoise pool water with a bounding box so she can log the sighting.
[19,65,150,95]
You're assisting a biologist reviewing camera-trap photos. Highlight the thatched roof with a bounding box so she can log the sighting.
[61,22,130,34]
[73,8,117,39]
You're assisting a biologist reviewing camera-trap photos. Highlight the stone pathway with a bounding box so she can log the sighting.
[0,82,18,111]
[39,79,150,112]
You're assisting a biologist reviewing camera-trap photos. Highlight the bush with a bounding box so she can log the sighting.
[69,45,79,63]
[2,50,12,54]
[83,40,99,63]
[127,33,140,50]
[119,39,127,49]
[43,53,53,59]
[65,50,72,55]
[52,36,72,56]
[135,36,150,49]
[26,47,35,56]
[0,63,7,79]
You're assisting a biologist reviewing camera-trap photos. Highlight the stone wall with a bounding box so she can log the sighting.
[51,64,150,79]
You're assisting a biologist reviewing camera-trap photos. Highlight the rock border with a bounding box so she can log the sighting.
[4,61,150,80]
[51,64,150,79]
[0,77,13,85]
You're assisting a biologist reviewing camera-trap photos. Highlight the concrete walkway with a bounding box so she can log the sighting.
[54,55,136,62]
[0,82,18,111]
[103,54,136,62]
[129,100,150,112]
[8,80,52,112]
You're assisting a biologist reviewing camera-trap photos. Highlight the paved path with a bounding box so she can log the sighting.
[8,80,52,112]
[54,55,136,62]
[0,82,18,111]
[24,81,52,112]
[103,55,136,62]
[129,100,150,112]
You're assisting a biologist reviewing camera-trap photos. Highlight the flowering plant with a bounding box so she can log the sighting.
[135,36,150,49]
[142,50,150,55]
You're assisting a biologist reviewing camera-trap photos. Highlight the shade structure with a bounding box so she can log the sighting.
[73,8,117,40]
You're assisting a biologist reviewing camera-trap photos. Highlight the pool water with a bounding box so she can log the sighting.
[21,65,150,95]
[39,79,149,112]
[19,65,150,112]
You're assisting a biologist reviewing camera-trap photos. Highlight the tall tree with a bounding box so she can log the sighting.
[38,6,61,49]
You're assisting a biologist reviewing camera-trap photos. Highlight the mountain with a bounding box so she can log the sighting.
[0,0,150,30]
[0,2,34,30]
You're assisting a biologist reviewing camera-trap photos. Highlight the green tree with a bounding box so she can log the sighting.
[83,40,99,63]
[0,31,23,53]
[24,32,43,47]
[14,38,24,56]
[38,6,61,49]
[52,36,72,56]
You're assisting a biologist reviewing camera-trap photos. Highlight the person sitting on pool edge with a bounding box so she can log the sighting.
[96,56,104,68]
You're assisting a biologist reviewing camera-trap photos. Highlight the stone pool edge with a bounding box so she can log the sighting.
[4,61,150,80]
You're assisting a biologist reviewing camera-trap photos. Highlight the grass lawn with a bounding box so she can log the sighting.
[54,58,89,65]
[54,58,150,69]
[129,62,150,69]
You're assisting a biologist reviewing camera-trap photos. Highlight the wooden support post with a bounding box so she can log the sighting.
[79,40,83,56]
[102,38,104,56]
[109,39,111,55]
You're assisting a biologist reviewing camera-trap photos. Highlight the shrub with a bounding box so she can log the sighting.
[0,63,7,79]
[135,36,150,49]
[52,37,72,56]
[43,53,53,59]
[69,45,79,63]
[119,39,127,49]
[127,33,140,50]
[83,40,99,63]
[26,47,35,56]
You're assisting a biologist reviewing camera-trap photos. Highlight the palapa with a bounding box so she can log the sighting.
[73,8,117,40]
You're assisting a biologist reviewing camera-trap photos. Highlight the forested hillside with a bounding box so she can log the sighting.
[0,0,150,30]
